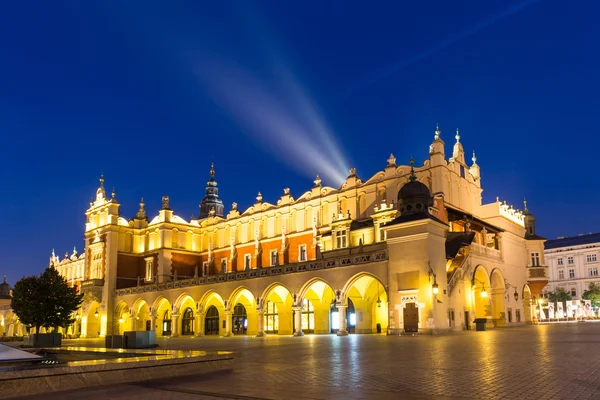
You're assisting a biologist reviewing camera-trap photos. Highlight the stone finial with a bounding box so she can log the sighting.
[313,175,322,187]
[523,197,529,213]
[348,168,356,177]
[232,202,238,211]
[283,188,290,195]
[256,192,263,203]
[455,128,460,143]
[472,150,477,165]
[111,187,116,199]
[409,157,416,182]
[161,195,170,210]
[136,197,147,219]
[387,153,396,167]
[210,162,215,179]
[434,124,441,140]
[99,173,104,188]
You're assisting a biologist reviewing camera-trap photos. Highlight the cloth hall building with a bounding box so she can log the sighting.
[26,127,548,339]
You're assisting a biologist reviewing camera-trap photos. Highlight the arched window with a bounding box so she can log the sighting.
[204,306,220,335]
[264,301,279,333]
[181,307,194,335]
[171,229,179,249]
[275,214,282,236]
[232,303,247,335]
[162,310,171,336]
[305,207,312,230]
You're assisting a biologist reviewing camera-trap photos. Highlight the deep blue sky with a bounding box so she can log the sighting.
[1,0,598,284]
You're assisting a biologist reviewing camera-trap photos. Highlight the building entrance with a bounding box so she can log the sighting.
[403,302,418,333]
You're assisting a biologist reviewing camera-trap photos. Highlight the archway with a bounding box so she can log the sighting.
[523,285,533,323]
[229,287,257,335]
[342,273,389,334]
[83,301,101,338]
[199,291,226,336]
[299,278,336,334]
[181,307,194,335]
[152,297,172,337]
[205,305,220,335]
[472,266,491,320]
[490,269,506,326]
[0,314,5,336]
[261,283,293,335]
[232,303,247,334]
[114,301,131,334]
[133,299,151,331]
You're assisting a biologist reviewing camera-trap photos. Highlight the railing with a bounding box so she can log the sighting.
[469,242,502,261]
[527,266,548,280]
[81,279,104,288]
[115,249,388,297]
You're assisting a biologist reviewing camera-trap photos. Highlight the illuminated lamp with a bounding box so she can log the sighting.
[432,282,439,295]
[94,309,99,319]
[480,285,488,298]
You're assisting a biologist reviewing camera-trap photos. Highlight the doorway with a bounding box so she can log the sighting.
[403,302,419,333]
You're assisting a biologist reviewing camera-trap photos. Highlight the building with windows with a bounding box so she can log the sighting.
[543,233,600,299]
[36,126,547,338]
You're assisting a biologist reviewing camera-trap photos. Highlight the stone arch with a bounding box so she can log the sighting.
[132,298,151,331]
[152,296,172,337]
[114,300,131,334]
[523,284,533,323]
[174,293,197,336]
[82,300,101,338]
[341,272,388,334]
[471,265,491,320]
[199,290,226,336]
[228,286,257,335]
[490,269,507,326]
[261,282,294,335]
[298,278,336,334]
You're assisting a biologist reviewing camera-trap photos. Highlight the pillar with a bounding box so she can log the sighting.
[171,314,179,337]
[336,305,348,336]
[256,310,265,337]
[130,317,136,332]
[224,311,232,337]
[195,313,205,337]
[293,307,304,336]
[150,315,157,333]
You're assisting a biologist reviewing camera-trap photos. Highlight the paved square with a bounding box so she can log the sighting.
[12,323,600,400]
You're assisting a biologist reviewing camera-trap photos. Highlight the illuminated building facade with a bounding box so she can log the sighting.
[45,126,547,338]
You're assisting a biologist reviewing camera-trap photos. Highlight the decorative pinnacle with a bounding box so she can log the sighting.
[409,157,417,182]
[210,162,215,179]
[523,197,529,213]
[434,123,441,140]
[140,197,145,207]
[111,187,116,199]
[387,153,396,166]
[472,150,477,165]
[99,173,104,187]
[314,175,322,187]
[256,192,263,203]
[455,128,460,143]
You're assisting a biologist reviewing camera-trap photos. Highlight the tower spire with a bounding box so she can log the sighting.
[200,162,224,218]
[523,197,529,214]
[434,123,441,140]
[455,128,460,143]
[210,162,215,180]
[409,157,417,182]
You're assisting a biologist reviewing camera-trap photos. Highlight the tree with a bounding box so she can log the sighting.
[547,288,572,303]
[10,266,83,335]
[582,282,600,308]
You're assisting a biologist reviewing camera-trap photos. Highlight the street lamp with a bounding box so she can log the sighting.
[428,262,439,295]
[432,281,439,295]
[480,284,488,298]
[94,309,99,319]
[514,290,519,301]
[119,317,124,324]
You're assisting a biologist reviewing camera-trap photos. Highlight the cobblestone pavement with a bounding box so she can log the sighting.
[12,323,600,400]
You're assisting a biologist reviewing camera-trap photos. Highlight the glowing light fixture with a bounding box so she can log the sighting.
[75,314,80,320]
[119,317,124,324]
[432,282,439,295]
[480,285,488,298]
[94,309,99,319]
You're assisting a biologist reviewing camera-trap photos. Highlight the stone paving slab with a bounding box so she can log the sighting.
[11,323,600,400]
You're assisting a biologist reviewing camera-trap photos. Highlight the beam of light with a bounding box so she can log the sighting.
[195,61,350,187]
[339,0,541,99]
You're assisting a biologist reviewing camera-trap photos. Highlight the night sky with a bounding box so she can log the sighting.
[1,0,598,284]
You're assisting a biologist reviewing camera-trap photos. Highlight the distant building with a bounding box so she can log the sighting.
[543,233,600,299]
[6,126,548,338]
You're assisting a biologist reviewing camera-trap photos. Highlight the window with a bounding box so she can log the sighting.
[569,269,575,279]
[530,252,540,266]
[91,252,102,279]
[460,165,466,178]
[244,254,251,270]
[558,270,565,280]
[336,229,348,249]
[557,258,563,266]
[507,309,512,324]
[298,245,307,262]
[301,298,314,333]
[571,288,577,297]
[271,250,278,266]
[221,258,227,274]
[202,261,209,276]
[144,257,153,282]
[264,301,279,333]
[516,309,521,323]
[589,267,599,277]
[568,256,574,265]
[587,254,597,263]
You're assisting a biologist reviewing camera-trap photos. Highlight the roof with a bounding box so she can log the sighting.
[446,232,476,259]
[545,233,600,250]
[446,206,504,233]
[525,233,547,241]
[385,211,447,227]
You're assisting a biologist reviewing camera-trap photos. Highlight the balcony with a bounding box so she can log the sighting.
[81,279,104,301]
[469,242,502,261]
[527,266,549,281]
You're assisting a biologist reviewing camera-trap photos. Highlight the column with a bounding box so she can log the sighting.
[336,305,348,336]
[224,311,232,337]
[171,314,179,337]
[150,314,157,333]
[293,307,304,336]
[256,311,265,337]
[195,313,205,337]
[130,317,136,332]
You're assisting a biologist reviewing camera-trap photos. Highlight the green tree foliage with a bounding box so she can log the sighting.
[582,282,600,308]
[547,287,572,303]
[10,267,83,334]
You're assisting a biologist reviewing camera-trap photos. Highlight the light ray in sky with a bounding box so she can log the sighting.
[340,0,541,98]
